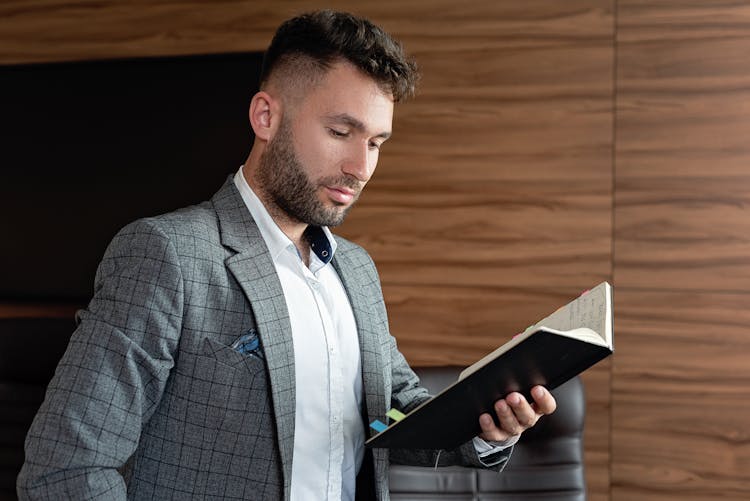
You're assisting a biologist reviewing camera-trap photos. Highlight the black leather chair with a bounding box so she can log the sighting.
[389,367,587,500]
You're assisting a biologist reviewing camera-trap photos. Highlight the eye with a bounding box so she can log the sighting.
[369,140,382,151]
[328,128,349,138]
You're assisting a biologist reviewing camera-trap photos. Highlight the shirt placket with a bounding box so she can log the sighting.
[304,268,344,500]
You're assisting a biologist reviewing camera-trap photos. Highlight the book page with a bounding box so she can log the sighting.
[540,326,604,345]
[531,282,610,343]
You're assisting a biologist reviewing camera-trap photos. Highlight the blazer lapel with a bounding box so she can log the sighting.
[332,249,391,496]
[331,250,387,432]
[212,178,296,497]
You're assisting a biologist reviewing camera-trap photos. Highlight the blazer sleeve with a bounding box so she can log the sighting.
[17,218,184,500]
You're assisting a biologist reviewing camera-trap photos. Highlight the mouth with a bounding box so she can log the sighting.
[325,185,358,205]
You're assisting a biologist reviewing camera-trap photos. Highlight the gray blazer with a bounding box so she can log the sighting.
[18,179,509,500]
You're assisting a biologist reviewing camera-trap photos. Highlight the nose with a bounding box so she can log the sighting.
[342,141,376,182]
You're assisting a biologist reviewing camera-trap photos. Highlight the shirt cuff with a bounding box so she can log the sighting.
[472,434,521,465]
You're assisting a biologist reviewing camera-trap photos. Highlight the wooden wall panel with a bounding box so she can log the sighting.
[0,0,281,64]
[0,2,615,500]
[0,0,617,65]
[614,1,750,500]
[612,290,750,500]
[582,363,612,501]
[0,303,79,319]
[384,286,600,365]
[615,0,750,290]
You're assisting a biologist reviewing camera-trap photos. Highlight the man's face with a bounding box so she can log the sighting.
[257,61,394,227]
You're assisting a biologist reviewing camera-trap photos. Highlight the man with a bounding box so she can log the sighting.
[18,10,556,501]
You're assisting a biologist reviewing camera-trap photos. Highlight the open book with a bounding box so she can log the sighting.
[365,282,613,450]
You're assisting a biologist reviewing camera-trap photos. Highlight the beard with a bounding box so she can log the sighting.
[256,118,361,228]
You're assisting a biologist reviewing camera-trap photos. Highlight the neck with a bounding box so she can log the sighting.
[241,161,311,265]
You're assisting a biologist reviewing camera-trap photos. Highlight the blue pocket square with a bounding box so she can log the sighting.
[231,329,264,359]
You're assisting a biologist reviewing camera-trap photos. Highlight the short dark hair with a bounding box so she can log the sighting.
[260,10,419,102]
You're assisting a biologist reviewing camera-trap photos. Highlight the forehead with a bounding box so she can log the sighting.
[294,61,394,132]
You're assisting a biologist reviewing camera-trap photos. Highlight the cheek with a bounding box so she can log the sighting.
[290,129,324,167]
[308,134,346,169]
[290,124,353,176]
[295,138,342,178]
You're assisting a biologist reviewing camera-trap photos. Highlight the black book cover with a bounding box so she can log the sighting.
[366,282,613,450]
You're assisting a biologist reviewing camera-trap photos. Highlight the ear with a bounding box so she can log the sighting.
[249,91,279,141]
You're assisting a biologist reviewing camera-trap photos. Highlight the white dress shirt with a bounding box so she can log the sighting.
[234,167,364,501]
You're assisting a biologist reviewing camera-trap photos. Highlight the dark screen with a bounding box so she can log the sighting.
[0,52,263,300]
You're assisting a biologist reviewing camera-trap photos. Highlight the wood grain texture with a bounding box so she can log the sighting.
[615,0,750,292]
[613,3,750,500]
[0,303,79,319]
[0,1,615,500]
[0,0,615,64]
[582,361,612,501]
[387,285,601,366]
[611,289,750,500]
[0,0,283,64]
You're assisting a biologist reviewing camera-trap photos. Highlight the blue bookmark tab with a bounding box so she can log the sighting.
[369,419,388,433]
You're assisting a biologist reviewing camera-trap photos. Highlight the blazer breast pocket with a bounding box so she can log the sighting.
[167,335,273,452]
[200,333,266,375]
[230,328,265,360]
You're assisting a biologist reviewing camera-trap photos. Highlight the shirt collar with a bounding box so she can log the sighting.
[233,166,337,266]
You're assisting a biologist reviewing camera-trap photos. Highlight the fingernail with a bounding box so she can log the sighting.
[533,387,545,399]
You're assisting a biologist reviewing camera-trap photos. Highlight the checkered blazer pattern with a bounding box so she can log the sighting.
[18,178,509,501]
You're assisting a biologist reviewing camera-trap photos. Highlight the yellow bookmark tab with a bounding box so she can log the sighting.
[386,408,406,422]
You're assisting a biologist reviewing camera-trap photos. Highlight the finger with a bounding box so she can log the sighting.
[505,392,538,428]
[530,386,557,415]
[478,412,511,442]
[494,398,525,436]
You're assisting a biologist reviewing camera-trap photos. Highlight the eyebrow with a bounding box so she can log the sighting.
[326,113,391,140]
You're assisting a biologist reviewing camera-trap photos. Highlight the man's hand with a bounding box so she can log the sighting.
[478,385,557,442]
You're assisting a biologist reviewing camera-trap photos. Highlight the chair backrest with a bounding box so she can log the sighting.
[0,317,75,501]
[389,366,587,501]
